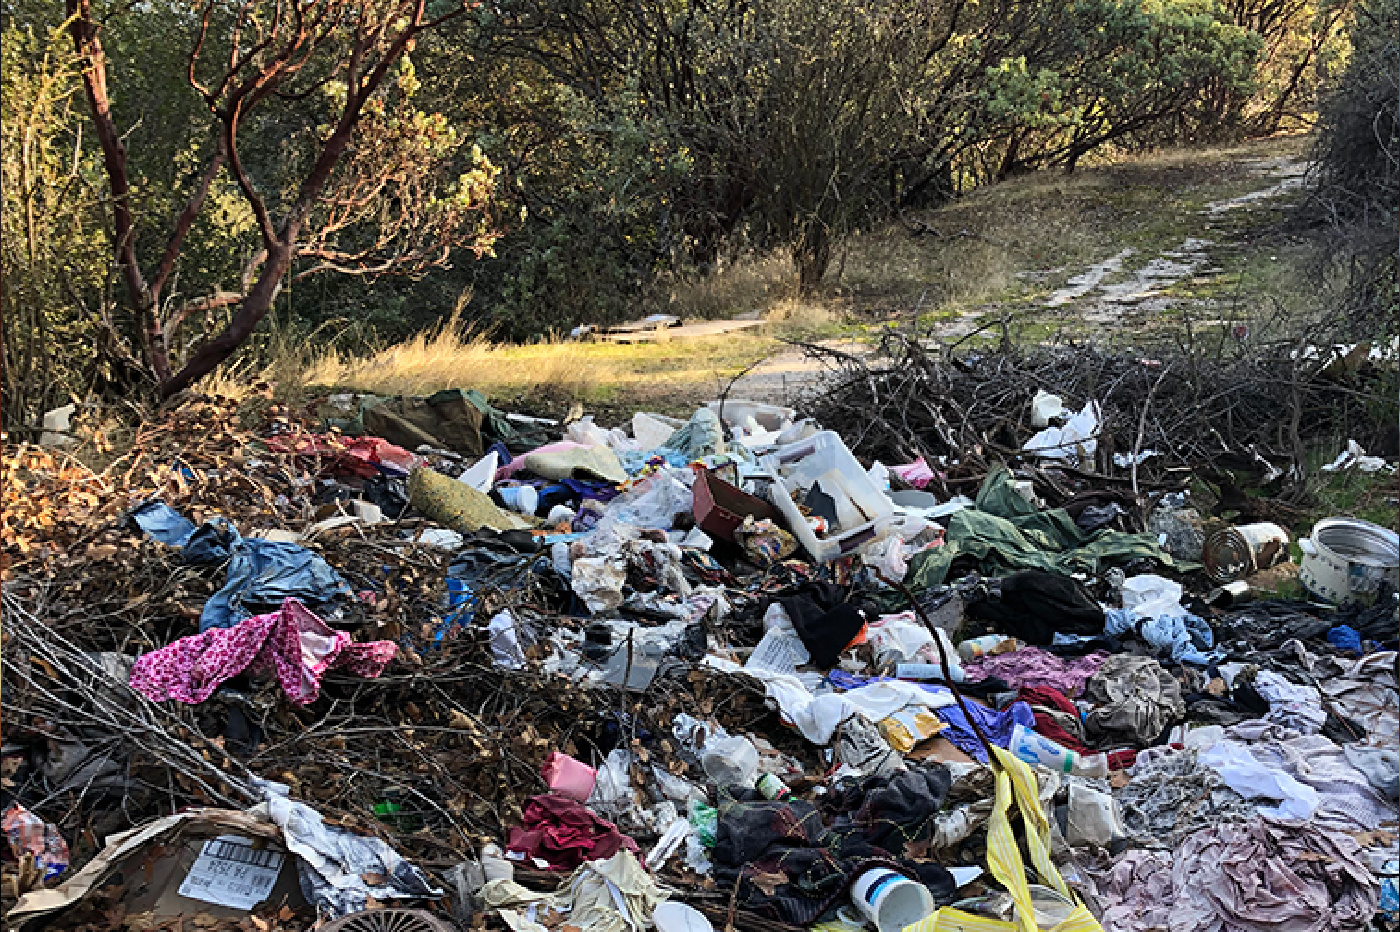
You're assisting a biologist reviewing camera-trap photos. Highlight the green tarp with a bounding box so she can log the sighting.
[903,466,1186,590]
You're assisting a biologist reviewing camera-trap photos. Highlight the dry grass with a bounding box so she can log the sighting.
[301,316,790,405]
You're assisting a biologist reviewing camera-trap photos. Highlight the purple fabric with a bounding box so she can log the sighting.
[962,646,1109,698]
[826,670,1034,763]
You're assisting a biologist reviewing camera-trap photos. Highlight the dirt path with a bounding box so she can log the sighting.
[1030,155,1308,333]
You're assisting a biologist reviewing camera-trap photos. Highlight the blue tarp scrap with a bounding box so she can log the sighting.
[130,501,353,632]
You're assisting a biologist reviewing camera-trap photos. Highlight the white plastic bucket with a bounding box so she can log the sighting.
[850,867,934,932]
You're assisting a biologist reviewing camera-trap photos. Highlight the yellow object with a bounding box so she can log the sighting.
[408,467,531,533]
[901,747,1103,932]
[877,710,947,753]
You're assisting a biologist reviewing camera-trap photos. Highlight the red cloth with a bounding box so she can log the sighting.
[1019,686,1137,771]
[264,434,423,478]
[507,794,639,871]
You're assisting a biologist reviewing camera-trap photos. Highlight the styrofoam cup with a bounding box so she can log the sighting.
[851,867,934,932]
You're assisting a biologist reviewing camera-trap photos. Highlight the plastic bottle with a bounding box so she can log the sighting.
[1009,723,1109,777]
[957,635,1009,663]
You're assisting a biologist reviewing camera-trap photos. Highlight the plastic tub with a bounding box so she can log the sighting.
[851,867,934,932]
[761,431,895,562]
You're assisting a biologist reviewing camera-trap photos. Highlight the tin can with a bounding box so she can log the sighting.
[1203,522,1290,583]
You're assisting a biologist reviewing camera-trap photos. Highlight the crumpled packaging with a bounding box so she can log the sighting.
[572,556,628,613]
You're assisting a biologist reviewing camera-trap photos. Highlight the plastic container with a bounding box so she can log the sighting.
[654,901,715,932]
[1009,723,1108,777]
[851,867,934,932]
[701,735,760,788]
[692,467,777,542]
[762,431,896,562]
[497,484,539,516]
[957,635,1010,663]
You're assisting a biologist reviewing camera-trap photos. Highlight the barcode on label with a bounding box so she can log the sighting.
[208,838,281,869]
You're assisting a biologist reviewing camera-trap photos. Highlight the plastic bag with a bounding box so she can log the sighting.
[604,469,693,530]
[701,735,759,788]
[571,556,627,613]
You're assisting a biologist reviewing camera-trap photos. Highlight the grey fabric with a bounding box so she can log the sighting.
[1344,745,1400,800]
[1170,814,1379,932]
[1224,720,1398,831]
[1114,748,1253,847]
[1084,655,1184,748]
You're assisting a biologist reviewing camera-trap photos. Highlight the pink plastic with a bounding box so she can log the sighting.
[542,751,597,801]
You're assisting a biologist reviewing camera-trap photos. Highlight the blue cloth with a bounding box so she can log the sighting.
[1103,608,1223,666]
[130,501,352,631]
[826,669,1034,763]
[1326,625,1364,654]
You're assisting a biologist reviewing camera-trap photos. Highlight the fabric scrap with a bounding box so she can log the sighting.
[1170,814,1379,932]
[507,794,640,871]
[963,646,1109,698]
[129,598,396,706]
[1083,655,1184,748]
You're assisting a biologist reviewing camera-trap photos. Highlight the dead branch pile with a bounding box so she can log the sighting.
[794,330,1395,481]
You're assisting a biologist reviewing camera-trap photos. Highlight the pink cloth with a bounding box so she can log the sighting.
[495,441,587,481]
[890,456,935,489]
[962,646,1108,698]
[129,598,396,706]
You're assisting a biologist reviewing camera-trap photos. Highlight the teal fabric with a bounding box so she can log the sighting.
[904,466,1185,590]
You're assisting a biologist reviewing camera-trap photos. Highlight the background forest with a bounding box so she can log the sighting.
[1,0,1395,425]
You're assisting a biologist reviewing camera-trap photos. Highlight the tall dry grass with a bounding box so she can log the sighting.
[304,319,598,397]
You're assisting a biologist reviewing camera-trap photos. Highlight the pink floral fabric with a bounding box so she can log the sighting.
[129,598,396,706]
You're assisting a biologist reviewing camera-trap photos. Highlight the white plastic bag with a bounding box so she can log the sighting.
[1024,400,1100,463]
[1030,390,1067,428]
[700,735,759,788]
[571,556,627,613]
[604,469,693,529]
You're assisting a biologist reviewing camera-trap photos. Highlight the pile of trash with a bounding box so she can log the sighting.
[2,381,1396,932]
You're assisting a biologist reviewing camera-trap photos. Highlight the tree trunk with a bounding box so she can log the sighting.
[795,222,831,294]
[157,243,293,398]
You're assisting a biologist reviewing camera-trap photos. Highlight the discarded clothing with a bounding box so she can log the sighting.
[256,778,441,916]
[904,467,1178,589]
[129,598,396,706]
[1327,624,1364,654]
[712,771,957,925]
[485,850,664,932]
[1115,748,1254,847]
[1019,686,1136,770]
[772,582,871,669]
[1083,655,1184,747]
[1344,745,1400,800]
[963,646,1109,698]
[1103,607,1222,666]
[1220,720,1396,831]
[965,570,1104,645]
[1171,814,1379,932]
[934,697,1036,764]
[1086,849,1177,932]
[1212,599,1333,650]
[131,501,353,631]
[508,793,640,871]
[1319,650,1400,747]
[1198,739,1321,821]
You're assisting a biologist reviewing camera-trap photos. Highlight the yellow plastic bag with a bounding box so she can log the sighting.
[903,746,1103,932]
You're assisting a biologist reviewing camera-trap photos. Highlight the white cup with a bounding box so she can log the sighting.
[851,867,934,932]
